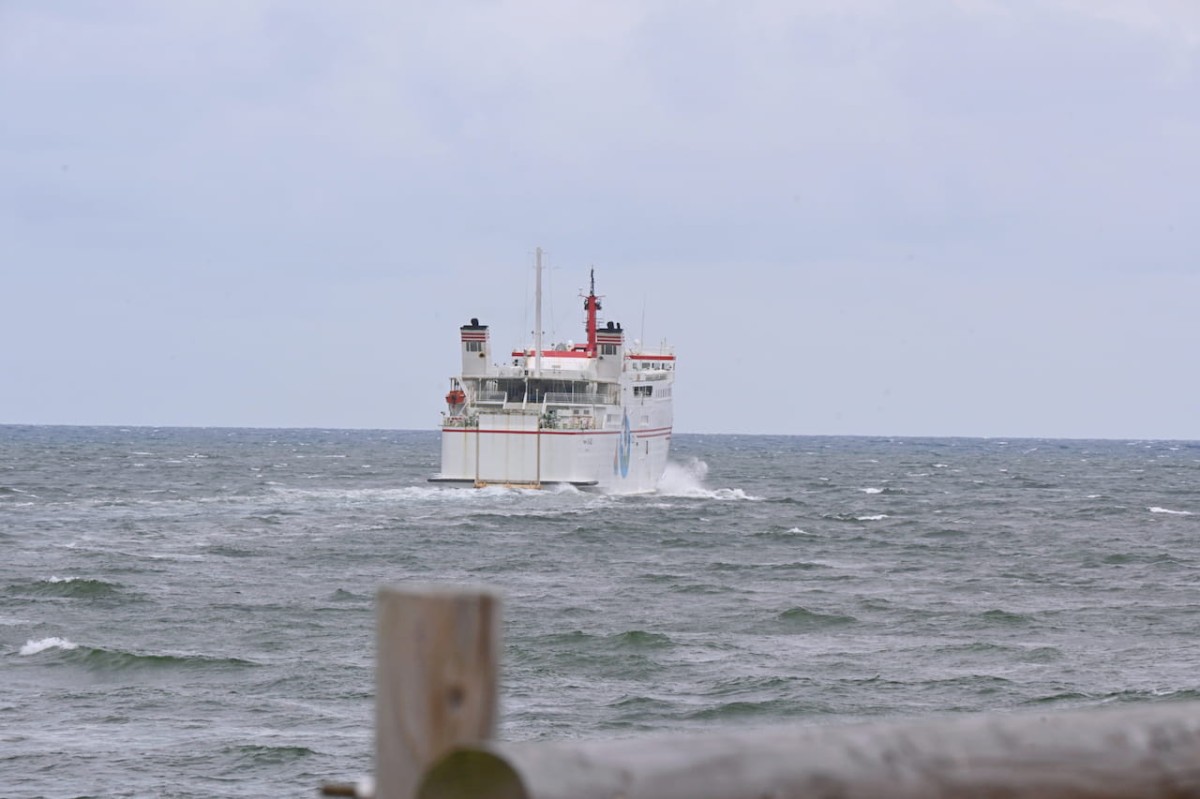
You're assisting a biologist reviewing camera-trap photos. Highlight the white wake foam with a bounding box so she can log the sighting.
[655,459,761,500]
[270,484,547,504]
[1149,507,1193,516]
[20,637,78,655]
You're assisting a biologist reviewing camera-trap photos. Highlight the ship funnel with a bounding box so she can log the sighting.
[595,319,624,380]
[460,319,490,377]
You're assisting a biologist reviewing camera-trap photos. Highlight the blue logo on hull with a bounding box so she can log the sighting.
[614,411,632,478]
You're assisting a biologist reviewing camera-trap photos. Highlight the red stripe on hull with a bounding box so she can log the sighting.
[442,428,620,436]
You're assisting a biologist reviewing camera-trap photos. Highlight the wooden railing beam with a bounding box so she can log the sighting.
[418,701,1200,799]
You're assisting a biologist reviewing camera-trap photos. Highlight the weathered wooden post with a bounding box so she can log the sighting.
[375,585,501,799]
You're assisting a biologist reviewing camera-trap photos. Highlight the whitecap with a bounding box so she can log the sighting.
[20,637,78,656]
[861,488,883,494]
[709,488,761,501]
[857,514,890,521]
[1149,507,1193,516]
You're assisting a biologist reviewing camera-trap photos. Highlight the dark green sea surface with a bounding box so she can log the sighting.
[3,426,1199,797]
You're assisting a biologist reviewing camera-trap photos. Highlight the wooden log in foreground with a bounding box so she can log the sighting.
[375,585,500,799]
[416,700,1200,799]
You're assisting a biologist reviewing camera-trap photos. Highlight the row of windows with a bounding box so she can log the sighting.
[465,341,484,352]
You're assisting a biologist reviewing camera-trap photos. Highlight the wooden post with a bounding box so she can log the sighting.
[376,585,500,799]
[417,701,1200,799]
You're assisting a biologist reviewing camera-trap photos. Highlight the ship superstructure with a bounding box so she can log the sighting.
[431,249,674,492]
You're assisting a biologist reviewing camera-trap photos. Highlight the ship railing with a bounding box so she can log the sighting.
[542,392,612,406]
[626,343,674,357]
[324,585,1200,799]
[473,391,507,404]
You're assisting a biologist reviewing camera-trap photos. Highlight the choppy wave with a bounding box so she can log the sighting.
[750,527,821,541]
[78,647,258,672]
[1149,507,1193,516]
[19,637,78,655]
[977,609,1034,625]
[824,513,890,522]
[1024,687,1200,706]
[18,640,258,671]
[224,744,317,767]
[0,485,37,506]
[9,577,128,599]
[684,697,829,720]
[532,629,676,652]
[611,630,674,649]
[776,607,857,629]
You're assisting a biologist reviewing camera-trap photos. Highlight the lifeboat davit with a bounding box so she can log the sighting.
[445,389,466,407]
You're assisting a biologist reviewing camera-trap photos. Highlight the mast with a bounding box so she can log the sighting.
[534,247,543,377]
[585,267,600,355]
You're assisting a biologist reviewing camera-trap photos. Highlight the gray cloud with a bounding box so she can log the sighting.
[2,1,1196,436]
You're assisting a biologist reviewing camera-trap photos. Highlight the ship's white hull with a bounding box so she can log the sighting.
[433,397,672,493]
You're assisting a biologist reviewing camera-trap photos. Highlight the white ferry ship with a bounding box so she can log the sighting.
[430,249,675,492]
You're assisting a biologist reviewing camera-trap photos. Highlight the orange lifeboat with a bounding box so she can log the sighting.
[445,389,466,407]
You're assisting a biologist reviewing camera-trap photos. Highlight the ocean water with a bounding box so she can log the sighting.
[3,426,1200,797]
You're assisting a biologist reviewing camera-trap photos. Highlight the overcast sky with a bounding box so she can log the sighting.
[3,1,1197,438]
